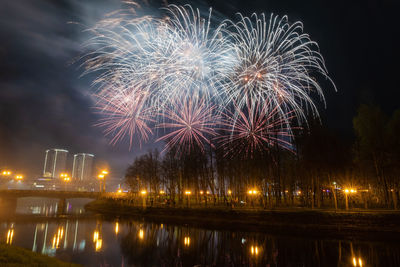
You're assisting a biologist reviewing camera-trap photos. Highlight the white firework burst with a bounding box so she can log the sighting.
[222,13,335,123]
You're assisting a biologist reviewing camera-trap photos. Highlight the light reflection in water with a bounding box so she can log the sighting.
[0,219,399,266]
[138,229,144,240]
[14,198,92,215]
[352,256,363,266]
[93,229,102,252]
[250,245,259,256]
[93,230,99,243]
[51,226,64,249]
[6,228,14,245]
[115,222,119,235]
[95,238,102,252]
[183,236,190,247]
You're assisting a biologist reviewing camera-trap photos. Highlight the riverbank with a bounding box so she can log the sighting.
[86,199,400,241]
[0,243,81,266]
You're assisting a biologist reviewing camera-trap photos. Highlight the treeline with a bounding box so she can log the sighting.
[125,104,400,209]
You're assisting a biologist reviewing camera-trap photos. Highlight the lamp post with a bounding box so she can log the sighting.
[98,174,104,192]
[2,170,12,177]
[141,190,147,208]
[60,173,70,191]
[159,190,165,204]
[97,170,108,193]
[63,176,70,191]
[185,190,191,208]
[247,189,258,207]
[344,188,357,210]
[227,189,233,209]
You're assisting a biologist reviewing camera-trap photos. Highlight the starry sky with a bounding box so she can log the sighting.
[0,0,398,178]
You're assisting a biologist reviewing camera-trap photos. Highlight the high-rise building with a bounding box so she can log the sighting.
[72,153,94,182]
[43,149,68,179]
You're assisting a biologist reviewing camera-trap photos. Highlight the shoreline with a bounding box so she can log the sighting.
[0,243,81,266]
[85,199,400,242]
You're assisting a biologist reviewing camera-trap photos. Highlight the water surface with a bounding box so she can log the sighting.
[1,197,400,266]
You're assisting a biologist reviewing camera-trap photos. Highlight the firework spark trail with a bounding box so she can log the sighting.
[156,97,219,155]
[219,103,296,157]
[222,13,335,124]
[94,90,153,148]
[82,4,233,112]
[81,4,334,154]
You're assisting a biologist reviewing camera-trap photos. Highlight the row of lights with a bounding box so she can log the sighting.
[2,170,24,181]
[116,187,367,196]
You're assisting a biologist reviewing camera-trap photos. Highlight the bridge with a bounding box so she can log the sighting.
[0,189,101,199]
[0,190,102,216]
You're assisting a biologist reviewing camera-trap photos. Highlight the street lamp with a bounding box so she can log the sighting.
[60,173,70,191]
[141,190,147,208]
[247,189,257,195]
[344,188,357,210]
[2,170,12,176]
[15,175,23,181]
[247,189,258,207]
[97,170,108,192]
[185,190,191,208]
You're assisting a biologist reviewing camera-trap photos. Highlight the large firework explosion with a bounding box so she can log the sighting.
[81,3,334,156]
[221,14,334,123]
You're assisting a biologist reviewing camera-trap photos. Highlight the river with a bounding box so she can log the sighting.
[1,197,400,266]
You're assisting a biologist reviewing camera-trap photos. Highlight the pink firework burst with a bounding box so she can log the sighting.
[220,103,295,157]
[156,98,219,155]
[94,90,153,149]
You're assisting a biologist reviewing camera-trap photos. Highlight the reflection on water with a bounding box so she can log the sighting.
[2,219,400,266]
[6,224,14,245]
[14,198,93,215]
[0,198,400,266]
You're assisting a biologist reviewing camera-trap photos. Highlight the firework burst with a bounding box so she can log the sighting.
[219,103,295,157]
[94,90,153,148]
[81,4,334,154]
[156,97,218,155]
[82,4,232,115]
[222,13,335,123]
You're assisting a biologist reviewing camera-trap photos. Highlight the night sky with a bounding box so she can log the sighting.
[0,0,398,178]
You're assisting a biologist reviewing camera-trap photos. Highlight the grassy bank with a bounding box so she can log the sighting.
[86,199,400,241]
[0,243,81,267]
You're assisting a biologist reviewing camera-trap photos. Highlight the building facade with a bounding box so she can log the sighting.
[43,149,68,179]
[72,153,94,182]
